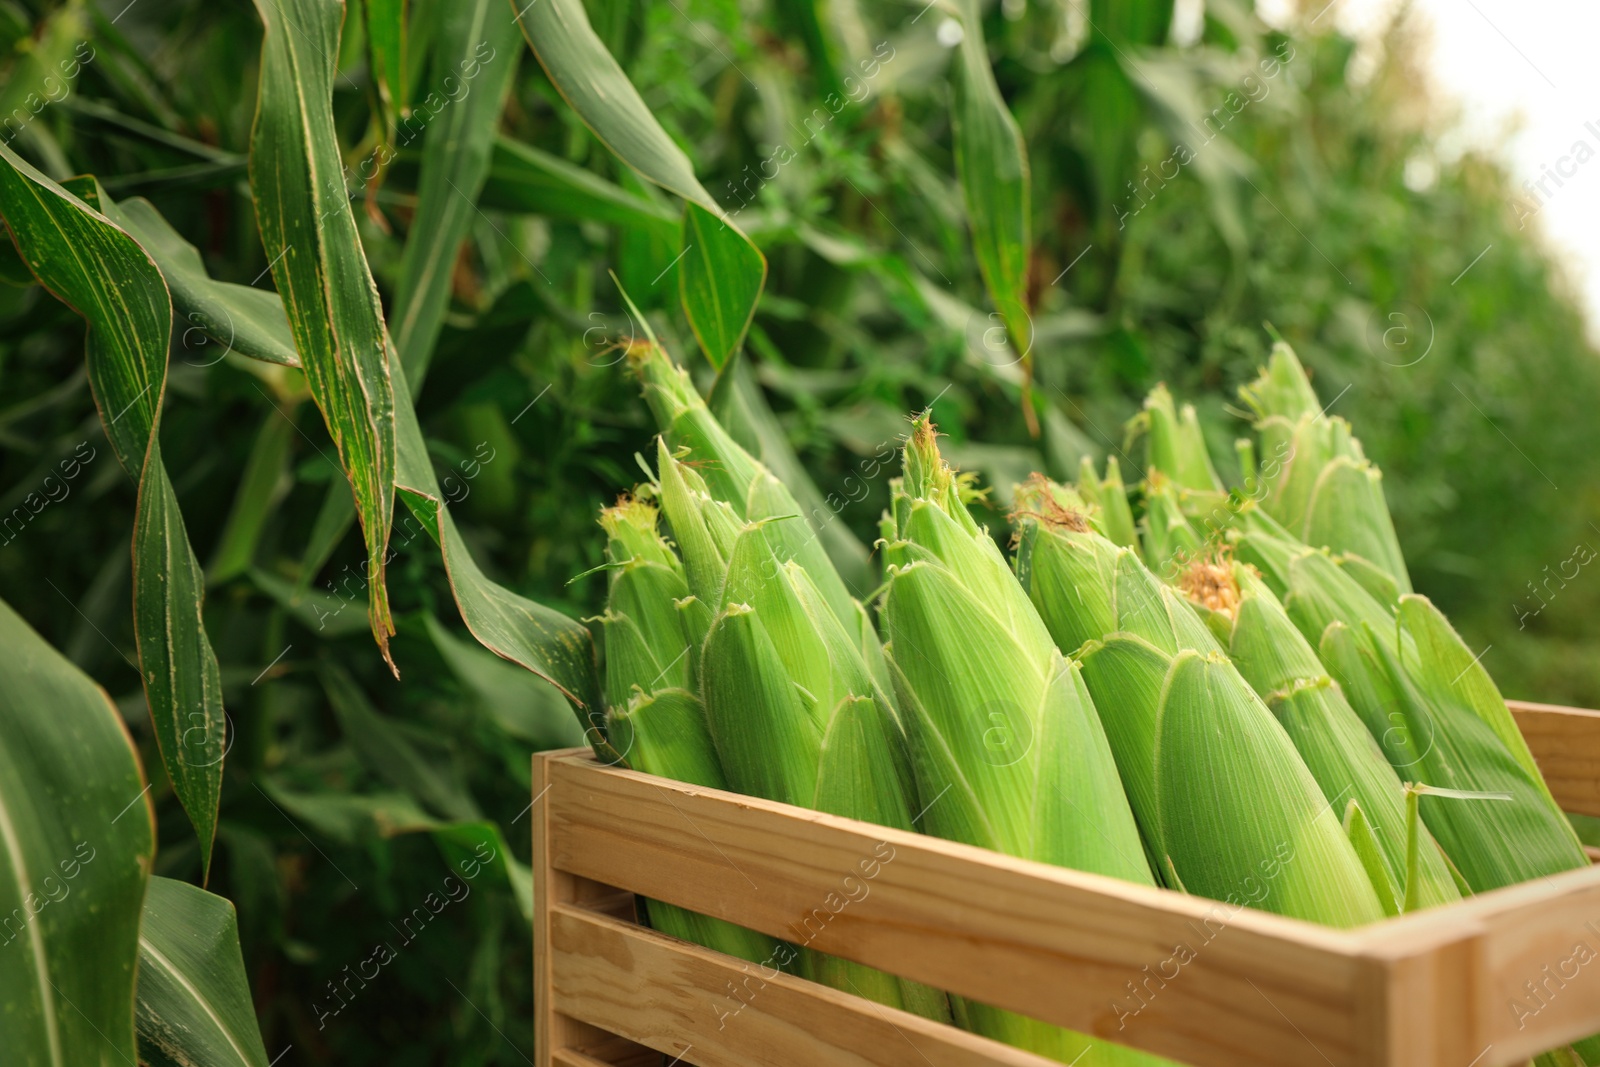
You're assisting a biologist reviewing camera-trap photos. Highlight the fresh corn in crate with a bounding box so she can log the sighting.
[547,339,1600,1067]
[532,699,1600,1067]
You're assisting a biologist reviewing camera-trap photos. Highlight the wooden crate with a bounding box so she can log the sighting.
[532,700,1600,1067]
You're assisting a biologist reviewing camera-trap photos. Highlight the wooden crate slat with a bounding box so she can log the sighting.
[535,703,1600,1067]
[543,753,1376,1067]
[551,1054,615,1067]
[536,751,641,1065]
[1354,863,1600,1064]
[550,1036,663,1067]
[553,1043,659,1067]
[551,903,1062,1067]
[1509,701,1600,818]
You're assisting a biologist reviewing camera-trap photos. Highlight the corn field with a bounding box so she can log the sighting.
[1,0,1597,1065]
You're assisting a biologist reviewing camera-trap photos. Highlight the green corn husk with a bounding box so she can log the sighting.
[1012,477,1385,929]
[1237,341,1412,594]
[1013,477,1223,661]
[1131,383,1223,494]
[633,342,884,665]
[881,420,1165,1067]
[1176,557,1460,912]
[1150,368,1598,1062]
[1155,649,1387,927]
[596,498,778,966]
[712,355,875,592]
[1235,528,1589,893]
[655,443,950,1023]
[1139,472,1207,581]
[1075,455,1138,549]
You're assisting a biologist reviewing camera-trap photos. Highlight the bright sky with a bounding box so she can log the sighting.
[1258,0,1600,340]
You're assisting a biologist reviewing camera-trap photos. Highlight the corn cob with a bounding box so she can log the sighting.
[633,341,887,682]
[1076,455,1139,550]
[1133,371,1589,895]
[596,497,778,965]
[1138,472,1207,582]
[1012,475,1386,929]
[881,418,1167,1066]
[1150,366,1598,1063]
[1131,384,1223,495]
[1237,341,1411,594]
[1235,529,1590,892]
[1176,555,1461,912]
[653,439,951,1022]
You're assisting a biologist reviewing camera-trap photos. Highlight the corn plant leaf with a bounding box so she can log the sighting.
[391,368,606,754]
[0,3,90,178]
[511,0,765,366]
[424,614,583,748]
[430,821,533,923]
[681,202,766,369]
[366,0,407,133]
[250,0,398,668]
[512,0,703,201]
[477,137,680,234]
[135,877,270,1067]
[104,196,299,368]
[392,0,523,384]
[294,474,358,598]
[259,780,442,845]
[949,0,1031,371]
[0,596,153,1067]
[248,566,373,639]
[244,0,604,753]
[208,412,295,583]
[770,0,846,100]
[0,147,225,872]
[320,661,482,823]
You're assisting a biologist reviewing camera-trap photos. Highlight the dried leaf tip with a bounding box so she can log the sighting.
[1177,552,1242,620]
[1010,472,1091,532]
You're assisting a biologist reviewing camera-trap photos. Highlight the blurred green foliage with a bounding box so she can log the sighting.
[0,0,1595,1062]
